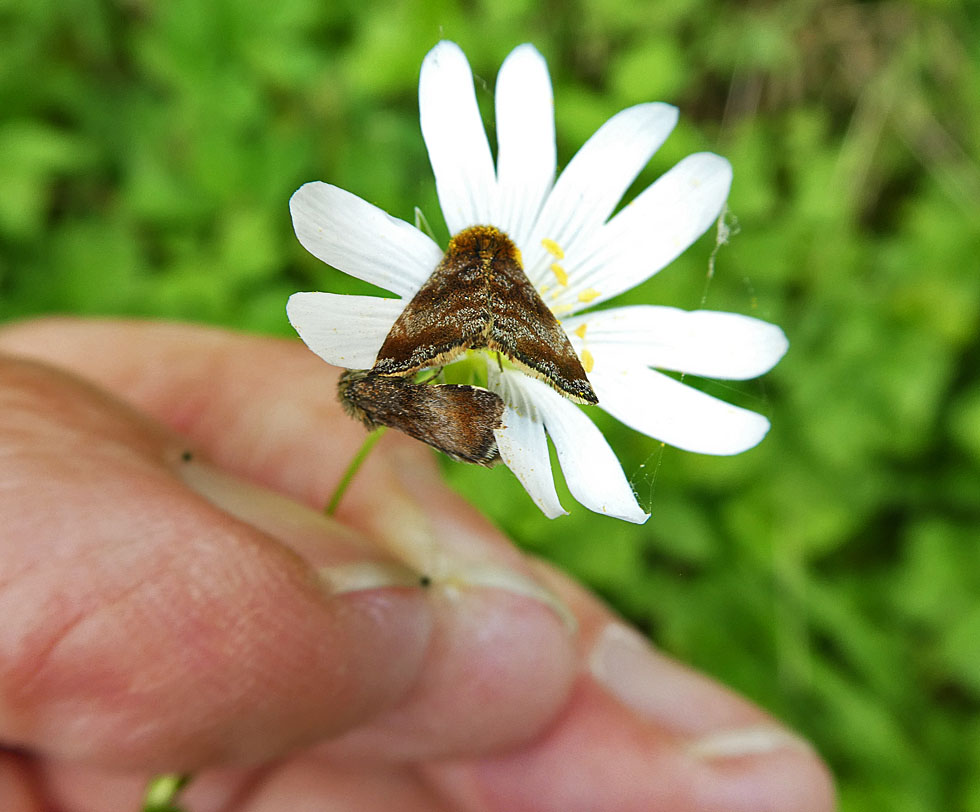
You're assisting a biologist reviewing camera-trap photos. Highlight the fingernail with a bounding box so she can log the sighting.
[433,563,578,632]
[686,724,813,761]
[589,624,680,721]
[176,457,379,568]
[359,458,577,632]
[319,561,422,594]
[590,623,809,756]
[383,506,577,633]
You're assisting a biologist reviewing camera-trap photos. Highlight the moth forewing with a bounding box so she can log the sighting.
[371,225,597,404]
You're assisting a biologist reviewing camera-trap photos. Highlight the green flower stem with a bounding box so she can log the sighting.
[325,427,387,516]
[142,773,190,812]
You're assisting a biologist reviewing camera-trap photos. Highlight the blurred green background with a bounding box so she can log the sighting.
[3,0,979,808]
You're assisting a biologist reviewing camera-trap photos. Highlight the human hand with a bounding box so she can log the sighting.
[0,319,834,812]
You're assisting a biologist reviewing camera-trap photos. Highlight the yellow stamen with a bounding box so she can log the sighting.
[580,348,595,373]
[574,324,588,339]
[552,303,574,316]
[538,283,550,296]
[541,238,564,259]
[550,262,569,286]
[514,246,523,266]
[578,288,601,303]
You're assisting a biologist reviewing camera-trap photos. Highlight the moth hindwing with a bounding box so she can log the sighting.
[338,369,506,467]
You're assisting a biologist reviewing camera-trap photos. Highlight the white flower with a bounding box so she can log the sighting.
[287,41,788,524]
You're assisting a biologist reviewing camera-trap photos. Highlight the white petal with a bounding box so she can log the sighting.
[565,306,789,379]
[590,364,771,455]
[286,292,403,368]
[522,103,678,284]
[553,153,732,310]
[420,41,496,235]
[290,182,442,298]
[493,44,555,248]
[495,407,567,519]
[502,371,648,523]
[489,365,566,518]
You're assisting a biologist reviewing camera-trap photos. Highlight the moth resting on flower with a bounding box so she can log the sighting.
[371,224,597,405]
[288,40,789,523]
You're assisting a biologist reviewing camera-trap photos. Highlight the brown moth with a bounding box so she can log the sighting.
[338,369,505,467]
[371,225,598,405]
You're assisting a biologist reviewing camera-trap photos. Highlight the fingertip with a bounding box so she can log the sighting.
[428,678,835,812]
[689,735,837,812]
[451,560,837,812]
[321,584,577,762]
[303,447,580,763]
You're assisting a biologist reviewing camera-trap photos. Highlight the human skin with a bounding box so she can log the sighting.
[0,319,835,812]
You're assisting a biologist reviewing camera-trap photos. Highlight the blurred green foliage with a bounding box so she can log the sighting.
[3,0,979,808]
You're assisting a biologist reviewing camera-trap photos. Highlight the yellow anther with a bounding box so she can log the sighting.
[577,288,601,303]
[574,324,588,339]
[514,246,523,266]
[550,263,569,286]
[541,238,564,259]
[580,348,595,373]
[538,283,550,296]
[552,303,574,316]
